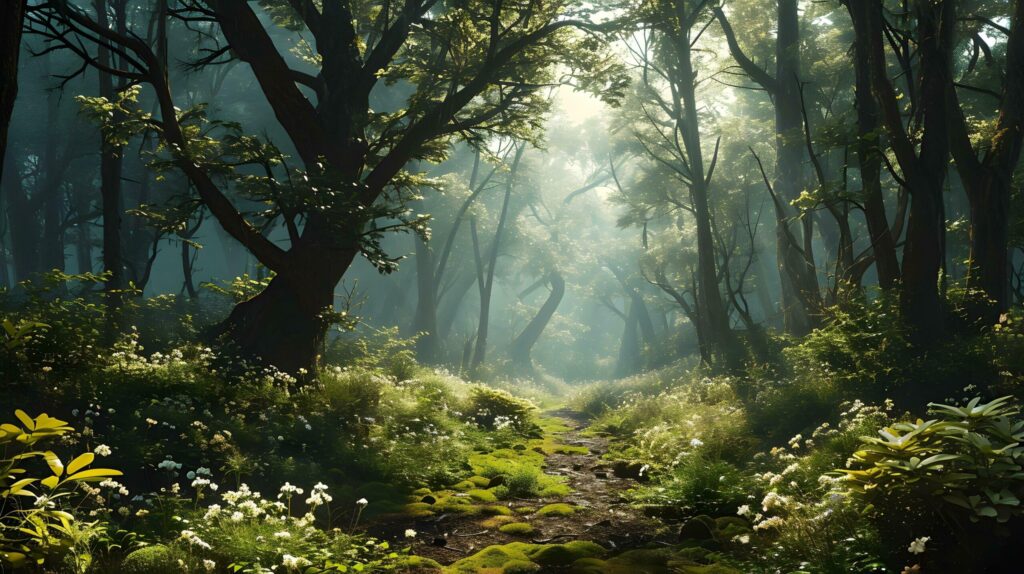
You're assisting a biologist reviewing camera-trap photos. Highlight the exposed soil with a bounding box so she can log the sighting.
[368,409,669,565]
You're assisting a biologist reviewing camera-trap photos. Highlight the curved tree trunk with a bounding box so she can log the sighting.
[510,270,565,368]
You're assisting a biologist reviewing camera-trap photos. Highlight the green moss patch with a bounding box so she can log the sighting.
[467,488,499,502]
[536,503,576,516]
[481,504,514,516]
[444,541,605,573]
[498,522,536,536]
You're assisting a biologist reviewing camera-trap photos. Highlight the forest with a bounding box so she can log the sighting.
[0,0,1023,572]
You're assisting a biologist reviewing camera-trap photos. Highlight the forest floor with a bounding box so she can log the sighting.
[368,409,672,569]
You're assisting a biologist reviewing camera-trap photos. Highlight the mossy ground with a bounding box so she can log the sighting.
[377,410,719,572]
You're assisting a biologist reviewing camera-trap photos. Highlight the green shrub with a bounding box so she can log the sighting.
[120,545,182,574]
[842,396,1024,523]
[465,386,536,431]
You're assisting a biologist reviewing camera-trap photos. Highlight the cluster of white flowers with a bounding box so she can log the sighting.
[689,437,704,448]
[191,477,218,491]
[305,482,332,507]
[98,478,130,497]
[908,536,930,555]
[93,444,112,457]
[202,559,216,572]
[752,515,786,531]
[281,554,311,570]
[761,491,791,512]
[493,415,515,430]
[273,530,292,539]
[180,529,212,550]
[278,482,305,499]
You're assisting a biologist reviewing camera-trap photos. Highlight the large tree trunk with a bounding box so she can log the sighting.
[855,0,954,343]
[897,0,954,342]
[0,1,24,188]
[510,270,564,368]
[214,247,355,376]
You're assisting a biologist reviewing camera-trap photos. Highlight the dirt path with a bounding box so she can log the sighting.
[371,409,668,565]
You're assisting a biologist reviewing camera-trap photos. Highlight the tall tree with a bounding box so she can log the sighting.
[33,0,623,375]
[850,0,955,342]
[715,0,821,335]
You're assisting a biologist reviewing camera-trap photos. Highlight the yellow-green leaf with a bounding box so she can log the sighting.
[66,453,94,476]
[43,451,63,476]
[66,468,123,482]
[41,475,59,490]
[14,410,34,430]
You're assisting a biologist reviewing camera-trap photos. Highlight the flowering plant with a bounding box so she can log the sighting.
[0,410,123,569]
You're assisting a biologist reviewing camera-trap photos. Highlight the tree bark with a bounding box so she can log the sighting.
[615,298,641,378]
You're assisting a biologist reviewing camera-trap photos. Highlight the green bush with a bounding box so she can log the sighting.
[465,386,536,431]
[120,545,182,574]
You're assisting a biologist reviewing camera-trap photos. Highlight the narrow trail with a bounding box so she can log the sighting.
[373,409,669,566]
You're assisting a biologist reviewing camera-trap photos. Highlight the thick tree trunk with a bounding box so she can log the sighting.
[510,270,564,368]
[897,0,954,342]
[214,247,355,376]
[4,155,37,282]
[0,1,24,188]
